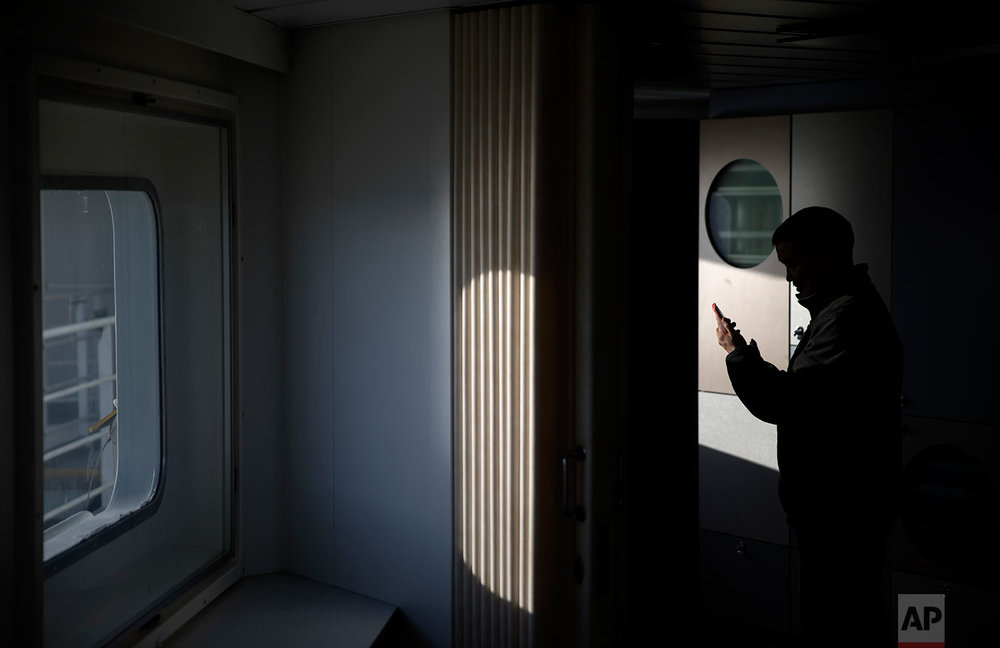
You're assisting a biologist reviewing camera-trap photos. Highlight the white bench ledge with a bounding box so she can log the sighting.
[164,571,398,647]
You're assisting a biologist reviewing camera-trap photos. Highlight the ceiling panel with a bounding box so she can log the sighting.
[692,53,872,72]
[225,0,488,28]
[226,0,306,10]
[221,0,1000,93]
[683,29,886,53]
[633,0,1000,93]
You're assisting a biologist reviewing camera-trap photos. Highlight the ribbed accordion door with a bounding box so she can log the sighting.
[453,6,538,647]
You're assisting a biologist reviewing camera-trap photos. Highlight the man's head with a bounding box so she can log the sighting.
[772,206,854,299]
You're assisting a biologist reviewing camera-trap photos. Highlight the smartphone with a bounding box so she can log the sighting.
[712,302,725,319]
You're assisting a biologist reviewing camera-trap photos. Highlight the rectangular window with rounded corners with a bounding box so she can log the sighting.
[37,91,234,648]
[40,177,164,567]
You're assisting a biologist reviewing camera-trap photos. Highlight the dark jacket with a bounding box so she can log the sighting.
[725,264,903,531]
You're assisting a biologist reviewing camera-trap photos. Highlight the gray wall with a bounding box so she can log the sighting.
[230,61,287,577]
[284,11,452,648]
[6,5,452,645]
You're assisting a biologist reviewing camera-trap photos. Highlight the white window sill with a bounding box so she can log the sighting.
[162,571,398,648]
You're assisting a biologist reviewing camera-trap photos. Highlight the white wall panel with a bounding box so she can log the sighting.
[698,116,790,395]
[698,116,790,552]
[699,391,786,546]
[329,13,451,645]
[284,12,451,647]
[698,111,893,552]
[790,110,893,350]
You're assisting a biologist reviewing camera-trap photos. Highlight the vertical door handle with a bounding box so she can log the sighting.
[561,445,587,521]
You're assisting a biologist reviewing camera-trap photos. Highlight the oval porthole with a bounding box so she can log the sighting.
[706,159,783,268]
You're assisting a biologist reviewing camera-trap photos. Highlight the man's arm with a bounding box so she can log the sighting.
[714,308,795,424]
[725,341,792,424]
[723,310,855,426]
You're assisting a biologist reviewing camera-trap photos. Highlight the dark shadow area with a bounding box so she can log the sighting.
[890,417,1000,593]
[431,561,534,648]
[370,608,436,648]
[622,118,699,646]
[697,444,785,547]
[892,100,1000,427]
[697,448,793,648]
[900,444,998,570]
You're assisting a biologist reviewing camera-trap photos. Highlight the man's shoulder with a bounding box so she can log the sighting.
[811,287,895,348]
[810,294,857,332]
[819,285,888,321]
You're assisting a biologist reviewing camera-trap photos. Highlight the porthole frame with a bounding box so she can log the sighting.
[705,158,783,269]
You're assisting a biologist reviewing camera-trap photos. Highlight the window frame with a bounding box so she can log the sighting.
[39,174,168,578]
[11,56,243,647]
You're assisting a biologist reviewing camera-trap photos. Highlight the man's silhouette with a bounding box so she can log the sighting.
[715,206,902,647]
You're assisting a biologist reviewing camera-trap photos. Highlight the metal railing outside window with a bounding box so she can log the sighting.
[40,181,164,568]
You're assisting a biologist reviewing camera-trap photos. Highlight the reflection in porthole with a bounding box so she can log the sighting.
[706,159,783,268]
[900,444,998,567]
